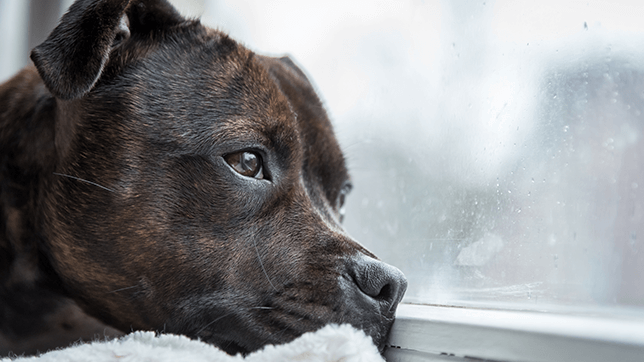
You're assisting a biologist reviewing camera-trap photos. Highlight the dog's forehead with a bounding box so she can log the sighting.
[109,26,297,147]
[93,22,348,196]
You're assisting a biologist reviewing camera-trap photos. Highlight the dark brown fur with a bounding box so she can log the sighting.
[0,0,406,356]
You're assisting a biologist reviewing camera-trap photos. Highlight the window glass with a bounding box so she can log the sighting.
[197,0,644,314]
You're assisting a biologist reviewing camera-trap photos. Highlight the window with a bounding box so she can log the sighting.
[195,0,644,310]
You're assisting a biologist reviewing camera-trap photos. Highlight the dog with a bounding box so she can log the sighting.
[0,0,407,356]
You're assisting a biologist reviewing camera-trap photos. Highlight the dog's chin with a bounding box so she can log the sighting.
[197,333,252,356]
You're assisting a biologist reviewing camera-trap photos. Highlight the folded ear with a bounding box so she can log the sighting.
[30,0,132,100]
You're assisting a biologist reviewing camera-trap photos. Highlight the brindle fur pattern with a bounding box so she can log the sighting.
[0,0,406,356]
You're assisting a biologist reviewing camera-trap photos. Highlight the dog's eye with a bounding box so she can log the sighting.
[224,151,264,179]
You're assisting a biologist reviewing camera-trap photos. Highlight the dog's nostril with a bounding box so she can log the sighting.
[377,283,393,301]
[349,256,408,312]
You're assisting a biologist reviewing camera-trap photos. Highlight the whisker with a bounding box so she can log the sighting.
[195,312,235,335]
[273,326,289,340]
[108,285,139,293]
[53,172,116,193]
[195,306,276,336]
[253,238,277,291]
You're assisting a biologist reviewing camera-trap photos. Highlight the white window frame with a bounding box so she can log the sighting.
[385,304,644,362]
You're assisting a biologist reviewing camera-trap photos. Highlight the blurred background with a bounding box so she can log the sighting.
[2,0,644,317]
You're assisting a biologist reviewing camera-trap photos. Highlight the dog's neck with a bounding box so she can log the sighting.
[0,67,56,284]
[0,67,121,355]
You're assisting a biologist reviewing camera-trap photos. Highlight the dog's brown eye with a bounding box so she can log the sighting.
[224,151,264,179]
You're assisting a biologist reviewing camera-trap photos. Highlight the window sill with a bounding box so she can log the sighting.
[384,303,644,362]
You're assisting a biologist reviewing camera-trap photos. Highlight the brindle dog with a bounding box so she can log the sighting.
[0,0,407,356]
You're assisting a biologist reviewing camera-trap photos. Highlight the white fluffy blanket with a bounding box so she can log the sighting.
[1,324,384,362]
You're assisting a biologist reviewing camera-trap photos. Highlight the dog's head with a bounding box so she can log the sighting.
[15,0,406,354]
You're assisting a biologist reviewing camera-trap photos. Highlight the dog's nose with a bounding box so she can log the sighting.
[349,255,408,314]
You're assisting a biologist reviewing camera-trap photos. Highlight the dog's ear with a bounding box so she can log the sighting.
[30,0,132,100]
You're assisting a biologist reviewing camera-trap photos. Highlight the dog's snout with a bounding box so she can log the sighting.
[349,256,408,313]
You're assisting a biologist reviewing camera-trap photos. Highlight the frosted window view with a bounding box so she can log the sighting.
[194,0,644,313]
[330,1,644,311]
